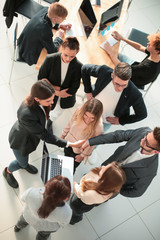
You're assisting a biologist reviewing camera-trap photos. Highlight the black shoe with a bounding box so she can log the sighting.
[69,216,83,225]
[14,225,20,232]
[47,119,53,134]
[3,168,19,188]
[70,220,76,225]
[24,164,38,174]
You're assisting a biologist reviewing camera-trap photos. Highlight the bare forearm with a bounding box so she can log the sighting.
[122,38,145,52]
[108,52,120,65]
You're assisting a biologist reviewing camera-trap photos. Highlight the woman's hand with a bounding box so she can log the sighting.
[60,135,65,139]
[75,155,84,163]
[111,31,124,41]
[69,139,86,148]
[103,42,114,55]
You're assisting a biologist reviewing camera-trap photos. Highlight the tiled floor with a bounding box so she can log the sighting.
[0,0,160,239]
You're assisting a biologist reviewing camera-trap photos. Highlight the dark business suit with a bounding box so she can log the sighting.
[82,64,147,125]
[3,0,25,28]
[89,127,159,197]
[17,7,62,66]
[38,52,82,109]
[9,101,67,156]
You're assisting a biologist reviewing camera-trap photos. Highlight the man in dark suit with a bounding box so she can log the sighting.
[82,62,147,132]
[82,127,160,197]
[17,2,71,65]
[38,37,82,133]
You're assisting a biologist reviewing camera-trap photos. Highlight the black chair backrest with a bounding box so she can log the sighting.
[128,28,149,47]
[16,0,44,19]
[43,0,59,4]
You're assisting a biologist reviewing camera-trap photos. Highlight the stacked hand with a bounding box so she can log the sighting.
[69,139,86,148]
[106,116,119,125]
[60,23,72,31]
[56,29,65,39]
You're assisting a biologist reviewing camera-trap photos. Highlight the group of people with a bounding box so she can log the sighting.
[2,2,160,240]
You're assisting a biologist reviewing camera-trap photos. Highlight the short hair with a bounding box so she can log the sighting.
[61,37,80,52]
[113,62,132,81]
[48,2,68,19]
[148,32,160,54]
[153,127,160,151]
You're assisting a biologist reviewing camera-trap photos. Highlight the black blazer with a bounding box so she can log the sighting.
[82,64,147,125]
[17,7,62,66]
[3,0,25,28]
[9,101,67,156]
[38,52,82,109]
[89,127,159,198]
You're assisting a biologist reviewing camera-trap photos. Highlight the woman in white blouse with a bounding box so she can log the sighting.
[14,175,72,240]
[70,161,126,224]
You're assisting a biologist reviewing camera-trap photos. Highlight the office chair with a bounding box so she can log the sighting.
[38,0,59,4]
[120,27,156,97]
[16,0,44,20]
[8,22,27,85]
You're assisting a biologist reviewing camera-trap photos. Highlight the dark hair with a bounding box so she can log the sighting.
[25,79,54,119]
[81,162,126,195]
[60,37,80,52]
[37,175,71,219]
[113,62,132,81]
[153,127,160,151]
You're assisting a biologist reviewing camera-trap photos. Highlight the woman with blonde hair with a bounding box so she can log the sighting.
[14,175,72,240]
[61,98,104,173]
[70,162,126,224]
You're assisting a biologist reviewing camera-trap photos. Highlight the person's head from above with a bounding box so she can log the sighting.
[37,175,71,218]
[147,32,160,55]
[48,2,68,25]
[25,79,55,107]
[74,98,103,138]
[81,162,126,195]
[112,62,132,92]
[140,127,160,155]
[59,37,80,63]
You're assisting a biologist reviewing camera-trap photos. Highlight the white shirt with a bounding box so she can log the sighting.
[96,81,122,123]
[120,148,154,166]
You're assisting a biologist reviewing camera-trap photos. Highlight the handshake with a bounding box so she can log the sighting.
[69,139,89,149]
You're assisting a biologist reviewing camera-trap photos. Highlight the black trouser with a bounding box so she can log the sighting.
[64,147,80,174]
[70,194,96,223]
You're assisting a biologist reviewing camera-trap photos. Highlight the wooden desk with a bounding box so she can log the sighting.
[36,0,129,70]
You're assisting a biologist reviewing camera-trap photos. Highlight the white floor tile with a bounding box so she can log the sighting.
[100,215,154,240]
[139,200,160,240]
[0,177,22,232]
[85,195,136,237]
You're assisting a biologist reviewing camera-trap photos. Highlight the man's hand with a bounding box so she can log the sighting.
[81,140,90,150]
[56,88,72,98]
[56,29,65,39]
[111,31,124,41]
[86,93,93,100]
[69,139,86,148]
[60,23,72,31]
[106,116,120,125]
[75,155,84,163]
[103,42,114,55]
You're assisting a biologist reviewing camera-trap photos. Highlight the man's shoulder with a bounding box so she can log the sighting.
[126,81,142,96]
